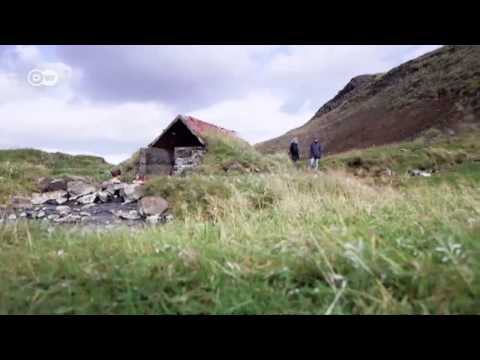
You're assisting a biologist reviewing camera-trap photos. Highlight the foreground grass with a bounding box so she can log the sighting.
[1,171,479,314]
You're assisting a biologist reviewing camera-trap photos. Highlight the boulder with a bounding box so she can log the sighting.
[11,196,33,210]
[67,181,96,198]
[76,193,97,205]
[81,203,96,210]
[120,183,144,203]
[8,214,17,221]
[56,206,72,217]
[138,196,169,216]
[31,191,68,205]
[37,177,68,193]
[36,211,46,219]
[97,191,112,203]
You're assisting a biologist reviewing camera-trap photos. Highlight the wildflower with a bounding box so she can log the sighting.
[57,249,65,257]
[435,239,466,263]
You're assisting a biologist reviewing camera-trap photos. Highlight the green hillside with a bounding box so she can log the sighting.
[0,149,112,204]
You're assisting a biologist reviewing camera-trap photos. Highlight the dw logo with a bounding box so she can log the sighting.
[27,68,59,87]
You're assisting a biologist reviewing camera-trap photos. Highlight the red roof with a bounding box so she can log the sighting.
[148,115,238,148]
[183,116,236,137]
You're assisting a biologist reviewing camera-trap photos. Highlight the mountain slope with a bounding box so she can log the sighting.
[256,45,480,157]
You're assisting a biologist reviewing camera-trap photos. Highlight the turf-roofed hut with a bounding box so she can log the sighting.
[139,115,237,176]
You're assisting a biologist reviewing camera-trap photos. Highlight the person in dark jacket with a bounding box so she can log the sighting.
[309,138,323,170]
[289,137,300,163]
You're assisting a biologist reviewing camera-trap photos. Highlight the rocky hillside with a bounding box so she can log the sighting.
[256,45,480,156]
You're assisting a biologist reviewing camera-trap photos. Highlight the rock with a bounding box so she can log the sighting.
[67,181,96,198]
[36,211,46,219]
[138,196,169,216]
[223,160,245,173]
[120,183,144,203]
[164,214,174,222]
[8,214,17,221]
[11,196,33,210]
[81,203,96,210]
[114,210,141,221]
[80,212,91,217]
[409,169,432,177]
[56,206,72,217]
[97,191,112,203]
[146,215,161,225]
[173,147,205,175]
[76,193,97,205]
[446,128,456,136]
[37,177,68,193]
[48,214,60,221]
[19,212,27,218]
[31,191,68,205]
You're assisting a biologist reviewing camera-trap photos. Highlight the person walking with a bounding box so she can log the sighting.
[289,137,300,163]
[309,138,323,170]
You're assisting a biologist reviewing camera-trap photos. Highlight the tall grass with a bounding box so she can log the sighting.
[1,171,479,314]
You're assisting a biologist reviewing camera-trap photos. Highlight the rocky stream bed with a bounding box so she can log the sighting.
[0,175,172,228]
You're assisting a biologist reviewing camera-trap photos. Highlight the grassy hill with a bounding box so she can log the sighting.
[0,131,479,314]
[0,149,112,204]
[119,131,291,182]
[256,45,480,156]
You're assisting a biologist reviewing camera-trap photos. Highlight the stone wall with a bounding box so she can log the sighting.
[139,147,173,176]
[173,147,205,176]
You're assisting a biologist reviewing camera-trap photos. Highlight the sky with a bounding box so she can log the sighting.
[0,45,441,164]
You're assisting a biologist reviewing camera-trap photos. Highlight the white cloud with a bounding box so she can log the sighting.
[192,90,315,144]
